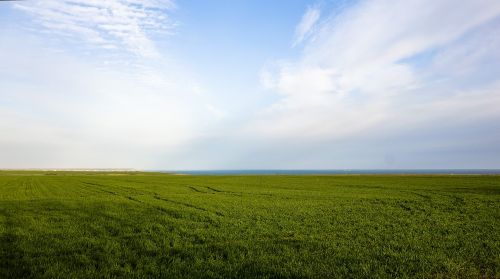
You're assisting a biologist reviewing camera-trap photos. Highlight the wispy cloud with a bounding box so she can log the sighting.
[15,0,176,57]
[2,0,500,169]
[257,0,500,141]
[0,32,221,168]
[0,1,226,169]
[293,6,320,46]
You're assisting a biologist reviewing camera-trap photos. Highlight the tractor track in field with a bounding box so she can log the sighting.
[205,186,242,196]
[185,185,244,197]
[78,179,225,218]
[80,181,118,196]
[187,186,207,193]
[152,195,213,214]
[186,184,280,199]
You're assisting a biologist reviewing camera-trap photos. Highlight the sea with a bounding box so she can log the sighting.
[159,169,500,175]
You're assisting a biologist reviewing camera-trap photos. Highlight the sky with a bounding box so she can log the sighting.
[1,0,500,170]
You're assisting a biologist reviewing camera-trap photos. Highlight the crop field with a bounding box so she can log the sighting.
[0,171,499,278]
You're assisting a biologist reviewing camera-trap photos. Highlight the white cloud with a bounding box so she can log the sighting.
[3,0,500,169]
[15,0,176,57]
[254,0,500,143]
[293,6,320,46]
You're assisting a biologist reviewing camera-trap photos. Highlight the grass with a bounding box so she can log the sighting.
[0,171,499,278]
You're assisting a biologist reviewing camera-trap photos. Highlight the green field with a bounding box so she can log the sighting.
[0,172,499,278]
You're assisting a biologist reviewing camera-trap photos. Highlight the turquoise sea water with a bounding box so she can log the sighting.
[160,169,500,175]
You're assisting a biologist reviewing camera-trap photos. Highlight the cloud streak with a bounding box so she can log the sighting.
[15,0,176,57]
[257,0,500,141]
[293,6,320,46]
[2,0,500,169]
[236,0,500,168]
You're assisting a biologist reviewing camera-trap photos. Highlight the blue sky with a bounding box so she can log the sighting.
[1,0,500,169]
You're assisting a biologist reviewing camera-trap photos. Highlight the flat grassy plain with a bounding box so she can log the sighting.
[0,172,499,278]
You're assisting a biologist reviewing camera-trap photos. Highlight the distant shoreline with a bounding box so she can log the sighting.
[2,169,500,175]
[0,169,137,172]
[159,169,500,175]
